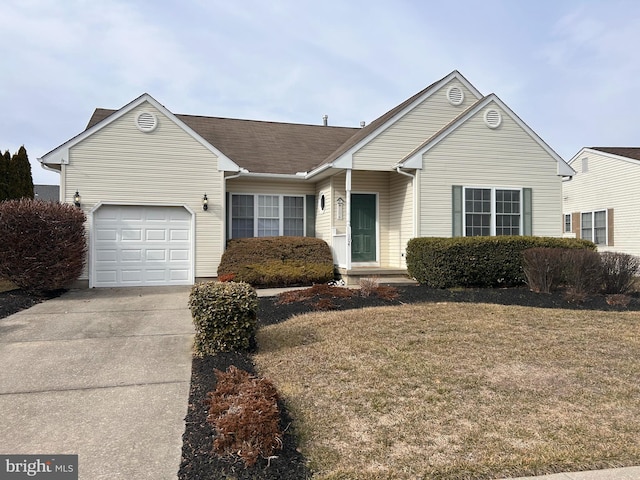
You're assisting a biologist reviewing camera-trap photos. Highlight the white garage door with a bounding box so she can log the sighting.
[93,205,193,287]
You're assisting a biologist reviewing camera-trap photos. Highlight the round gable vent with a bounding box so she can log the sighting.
[484,108,502,129]
[136,111,158,132]
[446,86,464,106]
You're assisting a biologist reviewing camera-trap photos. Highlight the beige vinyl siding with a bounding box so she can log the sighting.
[419,102,562,237]
[352,80,478,170]
[226,179,315,196]
[564,151,640,256]
[66,101,222,279]
[351,171,391,266]
[315,177,332,242]
[389,173,413,268]
[331,172,347,235]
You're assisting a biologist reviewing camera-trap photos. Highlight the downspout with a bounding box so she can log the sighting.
[395,166,418,238]
[345,168,352,270]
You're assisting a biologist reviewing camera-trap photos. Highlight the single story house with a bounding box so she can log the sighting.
[563,147,640,255]
[39,70,574,287]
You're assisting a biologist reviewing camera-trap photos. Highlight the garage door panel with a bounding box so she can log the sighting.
[146,250,166,261]
[93,205,193,287]
[146,229,166,241]
[170,270,190,281]
[170,249,189,261]
[169,229,189,241]
[96,229,117,241]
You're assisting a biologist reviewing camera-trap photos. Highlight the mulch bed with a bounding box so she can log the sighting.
[3,285,639,480]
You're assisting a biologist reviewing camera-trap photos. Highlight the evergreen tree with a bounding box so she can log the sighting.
[5,146,34,200]
[0,150,9,201]
[14,146,34,199]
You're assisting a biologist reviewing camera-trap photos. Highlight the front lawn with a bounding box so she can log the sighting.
[254,301,640,479]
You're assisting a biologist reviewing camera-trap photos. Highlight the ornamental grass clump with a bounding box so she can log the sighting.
[188,281,258,356]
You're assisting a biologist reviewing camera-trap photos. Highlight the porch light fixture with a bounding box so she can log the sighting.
[202,193,208,211]
[73,190,81,208]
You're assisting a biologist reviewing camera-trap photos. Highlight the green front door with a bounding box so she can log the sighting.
[351,193,376,262]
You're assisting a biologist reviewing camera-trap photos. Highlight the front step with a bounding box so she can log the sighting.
[336,268,418,287]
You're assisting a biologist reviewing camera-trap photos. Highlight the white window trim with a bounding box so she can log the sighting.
[229,193,306,238]
[564,213,572,233]
[462,186,523,236]
[580,209,607,245]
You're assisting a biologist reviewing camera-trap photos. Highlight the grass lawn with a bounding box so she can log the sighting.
[254,302,640,480]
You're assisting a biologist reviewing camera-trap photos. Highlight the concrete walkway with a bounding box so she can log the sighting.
[501,466,640,479]
[0,286,194,479]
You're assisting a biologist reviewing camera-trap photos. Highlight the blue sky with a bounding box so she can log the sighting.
[2,0,639,184]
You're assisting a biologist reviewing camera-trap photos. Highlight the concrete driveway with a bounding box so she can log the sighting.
[0,286,194,479]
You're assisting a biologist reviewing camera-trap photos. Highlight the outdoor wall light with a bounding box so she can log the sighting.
[73,190,81,208]
[202,193,208,211]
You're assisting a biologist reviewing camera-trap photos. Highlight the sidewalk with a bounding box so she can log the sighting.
[502,466,640,479]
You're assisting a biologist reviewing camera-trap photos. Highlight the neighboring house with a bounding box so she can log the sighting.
[34,184,60,202]
[563,147,640,255]
[39,70,573,287]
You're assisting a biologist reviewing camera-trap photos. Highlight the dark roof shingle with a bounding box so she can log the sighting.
[590,147,640,162]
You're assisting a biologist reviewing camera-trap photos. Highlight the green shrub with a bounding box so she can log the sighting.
[600,252,640,294]
[0,199,86,293]
[406,236,596,288]
[188,281,258,355]
[207,366,283,467]
[218,237,334,287]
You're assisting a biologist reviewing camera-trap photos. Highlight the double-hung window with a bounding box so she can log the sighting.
[564,214,572,233]
[464,187,521,236]
[231,194,305,238]
[580,210,607,244]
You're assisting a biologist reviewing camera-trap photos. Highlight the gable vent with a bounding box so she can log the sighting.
[135,111,158,132]
[484,108,502,129]
[446,86,464,106]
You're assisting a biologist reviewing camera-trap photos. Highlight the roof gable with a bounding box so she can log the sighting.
[400,94,575,176]
[309,70,483,173]
[569,147,640,166]
[39,93,240,172]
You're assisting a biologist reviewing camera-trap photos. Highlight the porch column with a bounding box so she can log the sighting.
[345,168,352,270]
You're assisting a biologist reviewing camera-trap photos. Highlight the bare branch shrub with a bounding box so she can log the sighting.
[359,276,379,297]
[522,248,566,293]
[600,252,640,294]
[563,249,602,297]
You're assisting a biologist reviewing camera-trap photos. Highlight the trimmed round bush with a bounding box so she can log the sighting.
[0,199,86,293]
[189,281,258,355]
